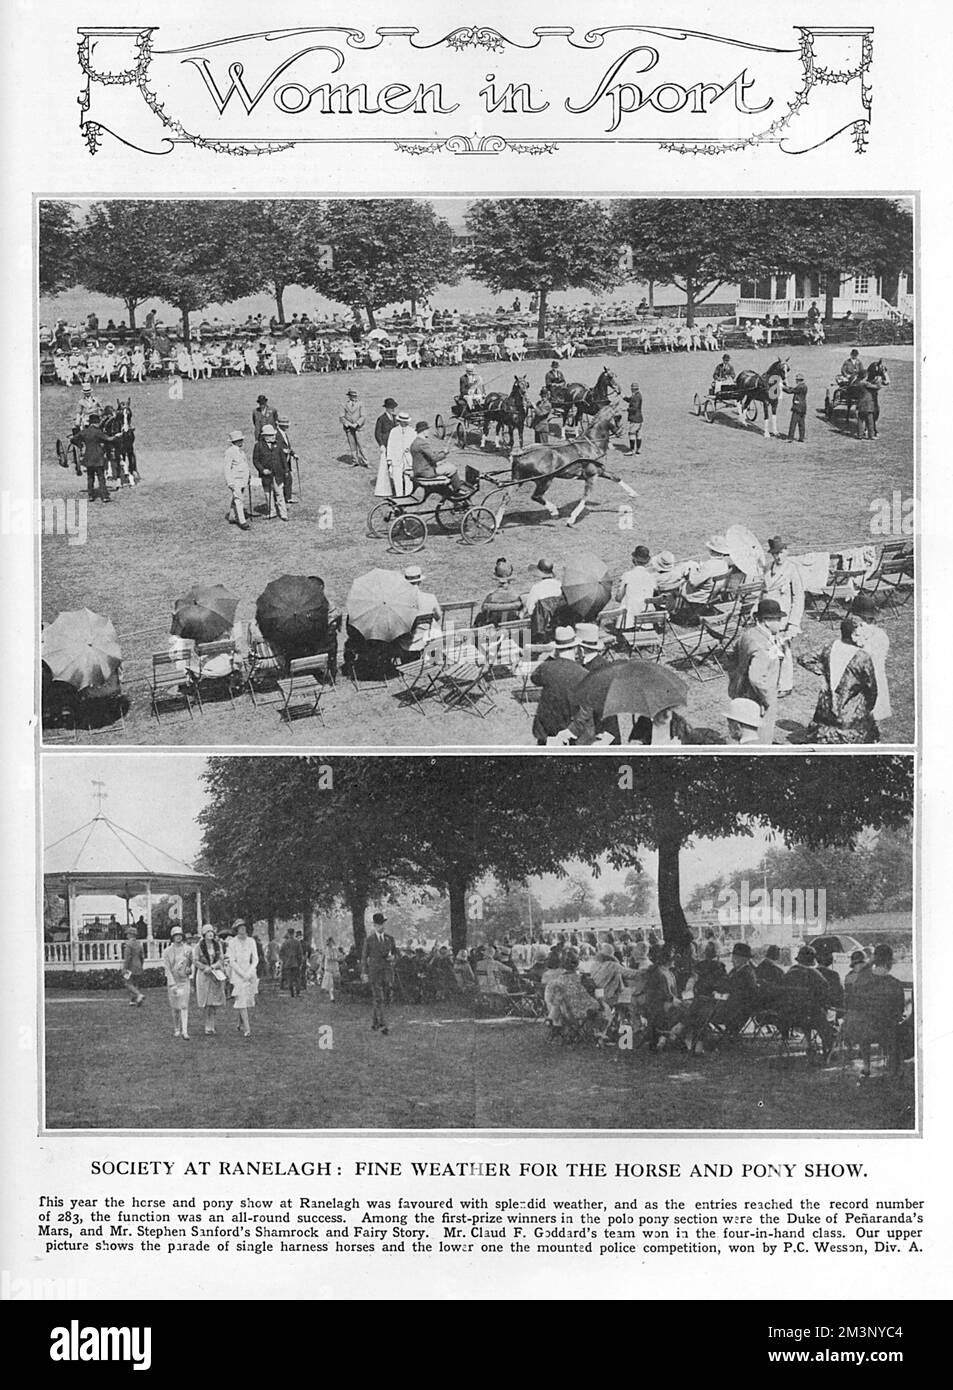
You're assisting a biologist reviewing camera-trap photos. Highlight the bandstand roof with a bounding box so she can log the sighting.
[44,814,211,890]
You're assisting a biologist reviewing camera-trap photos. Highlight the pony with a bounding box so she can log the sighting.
[549,366,621,428]
[102,399,138,485]
[482,375,530,450]
[734,357,790,437]
[507,405,629,527]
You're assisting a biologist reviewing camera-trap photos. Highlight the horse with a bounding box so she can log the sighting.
[102,399,138,484]
[507,405,629,527]
[734,357,790,437]
[550,366,621,428]
[482,374,530,450]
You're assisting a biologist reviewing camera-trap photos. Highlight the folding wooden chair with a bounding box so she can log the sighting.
[393,638,445,715]
[150,651,197,722]
[516,643,552,709]
[667,586,754,683]
[193,638,240,710]
[276,654,331,724]
[614,608,669,662]
[492,618,531,677]
[441,599,477,635]
[440,655,496,717]
[861,539,914,615]
[241,636,284,707]
[813,556,869,622]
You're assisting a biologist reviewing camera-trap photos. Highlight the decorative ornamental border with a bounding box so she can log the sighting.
[77,23,873,157]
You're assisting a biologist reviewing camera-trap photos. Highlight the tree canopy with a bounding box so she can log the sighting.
[39,201,77,296]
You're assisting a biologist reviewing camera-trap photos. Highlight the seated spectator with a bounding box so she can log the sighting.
[615,544,657,621]
[453,949,477,995]
[756,944,786,1000]
[475,945,508,996]
[427,946,457,1002]
[548,949,601,1036]
[780,946,834,1056]
[709,941,760,1036]
[476,558,524,626]
[590,944,625,1009]
[641,943,689,1050]
[843,949,870,1006]
[523,557,563,643]
[841,944,906,1077]
[813,942,845,1013]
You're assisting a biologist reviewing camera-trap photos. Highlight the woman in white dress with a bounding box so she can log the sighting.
[226,919,259,1039]
[193,925,227,1035]
[385,412,416,498]
[161,924,193,1040]
[851,595,892,723]
[321,937,342,1003]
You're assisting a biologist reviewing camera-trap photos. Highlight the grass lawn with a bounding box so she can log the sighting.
[40,343,914,747]
[44,984,915,1131]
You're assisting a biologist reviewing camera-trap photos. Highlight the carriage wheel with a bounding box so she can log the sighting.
[367,500,398,539]
[389,513,427,552]
[702,397,715,423]
[454,419,467,448]
[55,439,68,468]
[434,496,466,533]
[745,400,759,423]
[479,486,510,523]
[434,413,446,440]
[461,507,499,545]
[824,394,833,420]
[692,392,702,416]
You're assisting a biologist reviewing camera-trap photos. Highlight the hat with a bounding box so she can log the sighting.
[170,924,184,937]
[125,924,138,934]
[82,382,92,391]
[372,912,386,926]
[706,535,730,555]
[575,622,604,651]
[229,429,244,443]
[551,360,560,367]
[757,598,783,620]
[403,565,423,583]
[552,625,578,651]
[202,924,217,937]
[850,950,867,965]
[383,397,397,409]
[631,545,651,565]
[347,388,358,397]
[726,697,761,729]
[732,942,752,958]
[767,535,786,554]
[261,424,277,436]
[256,394,268,403]
[796,946,816,965]
[493,558,513,579]
[231,918,246,932]
[529,557,555,576]
[415,420,429,432]
[276,415,289,426]
[795,375,805,382]
[850,594,878,619]
[653,550,676,571]
[873,944,893,966]
[396,410,411,423]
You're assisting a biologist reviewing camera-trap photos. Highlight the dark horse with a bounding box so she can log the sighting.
[102,399,138,483]
[481,374,530,450]
[509,405,628,526]
[550,366,621,428]
[734,357,790,437]
[844,358,890,430]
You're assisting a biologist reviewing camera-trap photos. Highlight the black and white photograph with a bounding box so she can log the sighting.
[42,753,915,1132]
[38,195,915,748]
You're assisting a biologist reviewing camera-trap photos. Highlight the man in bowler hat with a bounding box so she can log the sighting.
[362,912,398,1034]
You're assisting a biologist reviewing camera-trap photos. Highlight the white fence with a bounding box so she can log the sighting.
[736,295,907,323]
[45,939,166,969]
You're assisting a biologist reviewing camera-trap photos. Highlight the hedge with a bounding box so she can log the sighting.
[44,967,166,991]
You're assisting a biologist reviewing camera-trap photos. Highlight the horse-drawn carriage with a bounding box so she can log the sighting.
[823,361,889,424]
[365,466,500,552]
[55,399,138,483]
[692,358,790,437]
[692,384,759,424]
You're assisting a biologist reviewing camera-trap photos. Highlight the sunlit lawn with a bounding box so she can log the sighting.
[45,985,915,1131]
[41,343,914,746]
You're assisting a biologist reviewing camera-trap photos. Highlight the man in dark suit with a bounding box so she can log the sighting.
[528,627,585,744]
[362,912,398,1034]
[279,929,303,998]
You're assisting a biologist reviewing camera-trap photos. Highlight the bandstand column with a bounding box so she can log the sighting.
[67,881,79,969]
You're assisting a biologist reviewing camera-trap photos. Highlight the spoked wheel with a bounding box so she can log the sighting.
[367,500,399,538]
[479,486,511,522]
[434,495,468,533]
[55,438,68,467]
[454,419,467,448]
[702,397,715,422]
[824,395,834,420]
[389,513,427,552]
[434,413,446,440]
[692,392,702,416]
[461,506,500,545]
[745,400,760,423]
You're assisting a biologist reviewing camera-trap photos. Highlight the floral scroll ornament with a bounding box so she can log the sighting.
[77,29,293,155]
[445,27,507,55]
[394,136,558,155]
[659,28,872,156]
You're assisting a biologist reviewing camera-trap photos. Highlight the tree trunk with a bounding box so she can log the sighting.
[823,270,838,323]
[275,283,286,325]
[656,833,693,952]
[685,274,695,328]
[363,303,376,330]
[409,295,417,318]
[267,915,275,941]
[881,269,900,306]
[302,899,315,952]
[448,873,469,956]
[125,299,138,331]
[536,285,548,342]
[647,280,655,310]
[350,892,368,955]
[180,306,191,345]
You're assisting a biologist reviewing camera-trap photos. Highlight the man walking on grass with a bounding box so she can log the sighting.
[340,387,368,467]
[362,912,397,1035]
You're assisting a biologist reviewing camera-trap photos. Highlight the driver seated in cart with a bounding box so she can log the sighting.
[711,353,736,398]
[410,421,466,494]
[457,361,486,412]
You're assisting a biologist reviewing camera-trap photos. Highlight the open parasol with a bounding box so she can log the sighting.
[724,525,767,579]
[41,608,122,691]
[600,660,689,721]
[561,555,612,622]
[171,584,238,643]
[346,569,418,642]
[256,575,329,656]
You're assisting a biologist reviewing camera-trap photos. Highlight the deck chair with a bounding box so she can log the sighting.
[440,655,495,717]
[813,556,869,622]
[491,618,531,677]
[150,651,197,722]
[862,539,915,615]
[668,598,746,682]
[241,636,284,707]
[276,654,331,724]
[616,607,669,661]
[516,644,552,709]
[193,638,240,709]
[393,638,445,715]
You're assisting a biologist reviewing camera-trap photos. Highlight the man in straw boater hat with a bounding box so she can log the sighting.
[725,697,762,745]
[526,625,585,745]
[252,422,288,520]
[361,912,398,1035]
[728,597,785,744]
[223,427,250,530]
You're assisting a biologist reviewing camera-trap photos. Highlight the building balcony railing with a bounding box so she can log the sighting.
[736,295,907,324]
[44,939,167,968]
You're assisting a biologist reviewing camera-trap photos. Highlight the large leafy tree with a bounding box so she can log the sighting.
[39,201,78,296]
[776,197,914,319]
[466,198,622,340]
[306,199,457,327]
[234,200,329,325]
[74,202,165,330]
[609,198,781,327]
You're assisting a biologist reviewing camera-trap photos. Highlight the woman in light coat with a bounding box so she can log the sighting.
[321,937,342,1003]
[226,919,259,1039]
[162,925,193,1040]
